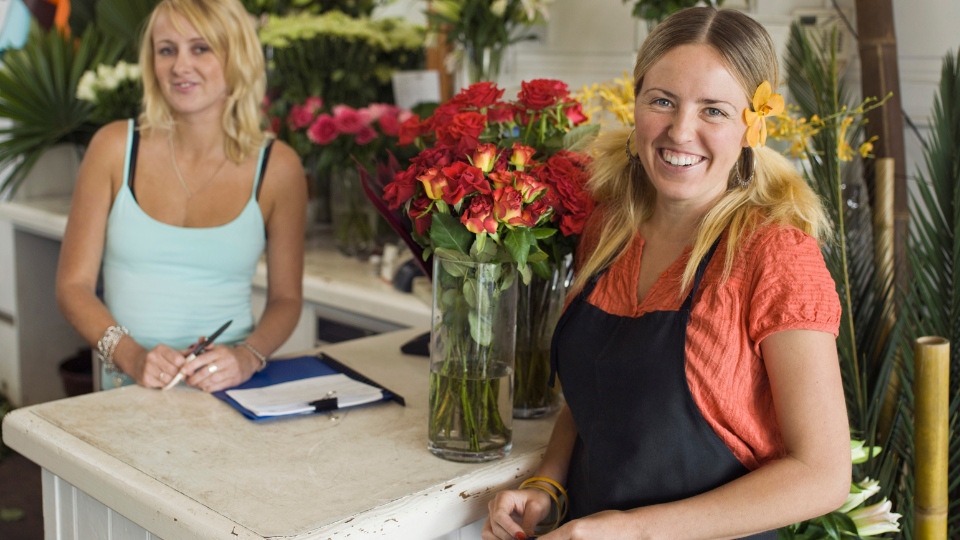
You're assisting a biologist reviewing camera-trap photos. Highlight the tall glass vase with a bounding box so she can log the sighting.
[513,256,573,418]
[466,45,504,84]
[330,167,378,258]
[428,253,518,462]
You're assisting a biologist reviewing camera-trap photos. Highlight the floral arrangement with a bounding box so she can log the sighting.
[575,71,636,127]
[780,440,901,538]
[76,60,142,126]
[426,0,553,82]
[622,0,723,25]
[381,80,595,457]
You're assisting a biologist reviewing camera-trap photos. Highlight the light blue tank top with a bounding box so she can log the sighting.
[101,119,270,389]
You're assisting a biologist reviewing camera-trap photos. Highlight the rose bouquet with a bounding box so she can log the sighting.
[381,80,596,460]
[282,96,415,256]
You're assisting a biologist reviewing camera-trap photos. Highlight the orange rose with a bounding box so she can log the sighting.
[418,168,446,200]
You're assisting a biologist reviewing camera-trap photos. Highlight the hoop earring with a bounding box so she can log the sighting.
[625,129,645,177]
[734,147,756,188]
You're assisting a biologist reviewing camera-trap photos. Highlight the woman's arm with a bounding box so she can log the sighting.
[186,141,307,392]
[542,329,850,540]
[56,121,184,387]
[484,403,580,540]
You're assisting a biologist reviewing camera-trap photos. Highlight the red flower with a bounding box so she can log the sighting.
[439,161,488,205]
[461,194,498,234]
[515,198,549,228]
[412,147,456,170]
[383,165,418,209]
[488,171,514,191]
[287,104,316,130]
[408,196,434,235]
[454,82,504,109]
[560,204,591,235]
[307,114,339,144]
[514,172,548,203]
[437,111,487,155]
[379,113,400,137]
[268,116,280,135]
[472,143,497,173]
[418,167,446,200]
[563,99,588,126]
[332,105,365,134]
[493,186,524,224]
[487,102,515,123]
[398,115,424,146]
[510,143,537,170]
[517,79,570,111]
[355,126,378,145]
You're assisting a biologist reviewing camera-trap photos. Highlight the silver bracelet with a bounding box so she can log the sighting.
[97,325,129,374]
[237,341,268,372]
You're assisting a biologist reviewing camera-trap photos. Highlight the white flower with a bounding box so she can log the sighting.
[127,64,142,81]
[76,71,98,102]
[851,439,881,464]
[848,498,901,537]
[837,477,881,513]
[520,0,553,21]
[490,0,508,17]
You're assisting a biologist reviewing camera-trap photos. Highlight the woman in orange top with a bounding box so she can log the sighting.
[483,7,849,540]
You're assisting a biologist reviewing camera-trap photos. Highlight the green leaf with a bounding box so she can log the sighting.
[463,278,478,308]
[527,251,548,264]
[533,227,559,239]
[468,310,493,347]
[519,264,532,285]
[430,213,474,254]
[562,124,601,152]
[503,228,536,268]
[440,259,467,278]
[0,508,25,522]
[440,288,458,308]
[434,247,472,263]
[530,259,552,280]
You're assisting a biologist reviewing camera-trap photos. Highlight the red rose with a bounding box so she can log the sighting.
[412,147,456,170]
[332,105,365,134]
[355,126,378,145]
[560,203,591,235]
[461,194,498,234]
[554,149,592,168]
[514,172,548,203]
[398,115,423,146]
[379,113,400,137]
[304,96,323,113]
[383,165,418,209]
[509,143,537,170]
[454,82,504,109]
[516,198,550,228]
[408,196,434,236]
[563,99,588,126]
[306,114,338,144]
[517,79,570,111]
[488,171,514,191]
[440,161,488,205]
[437,111,487,154]
[487,102,515,123]
[472,143,497,173]
[493,186,524,224]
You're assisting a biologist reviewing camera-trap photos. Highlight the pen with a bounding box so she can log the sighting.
[161,320,233,391]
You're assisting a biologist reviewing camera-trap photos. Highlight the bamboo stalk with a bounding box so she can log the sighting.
[914,336,949,540]
[874,158,899,439]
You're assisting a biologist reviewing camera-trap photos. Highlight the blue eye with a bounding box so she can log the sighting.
[706,107,727,117]
[653,98,671,107]
[157,46,174,56]
[193,45,210,54]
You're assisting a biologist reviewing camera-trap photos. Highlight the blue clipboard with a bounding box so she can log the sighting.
[212,353,405,421]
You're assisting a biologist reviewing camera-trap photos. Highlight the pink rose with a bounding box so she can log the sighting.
[307,114,338,144]
[355,126,378,145]
[332,105,365,134]
[563,99,588,126]
[379,113,400,137]
[286,103,316,130]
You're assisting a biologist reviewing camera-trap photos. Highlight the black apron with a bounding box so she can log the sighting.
[550,239,776,539]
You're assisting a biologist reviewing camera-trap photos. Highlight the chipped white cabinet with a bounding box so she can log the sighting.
[3,330,555,540]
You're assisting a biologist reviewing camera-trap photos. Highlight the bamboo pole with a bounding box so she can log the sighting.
[914,336,949,540]
[874,158,898,439]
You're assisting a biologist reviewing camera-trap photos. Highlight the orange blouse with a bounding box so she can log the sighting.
[573,219,841,470]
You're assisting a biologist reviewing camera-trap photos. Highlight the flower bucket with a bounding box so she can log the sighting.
[331,167,378,258]
[428,253,518,462]
[513,256,572,418]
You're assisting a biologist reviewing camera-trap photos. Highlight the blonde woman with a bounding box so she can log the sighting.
[57,0,306,392]
[483,8,849,540]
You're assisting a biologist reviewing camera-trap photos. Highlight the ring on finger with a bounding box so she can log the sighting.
[208,364,218,374]
[160,371,166,381]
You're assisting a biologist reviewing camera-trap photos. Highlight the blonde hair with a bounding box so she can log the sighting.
[575,7,830,295]
[138,0,268,163]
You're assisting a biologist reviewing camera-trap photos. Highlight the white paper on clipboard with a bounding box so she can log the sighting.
[392,70,442,110]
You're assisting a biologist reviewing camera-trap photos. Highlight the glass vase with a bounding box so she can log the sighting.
[428,253,518,462]
[466,45,504,84]
[513,256,573,418]
[330,167,378,258]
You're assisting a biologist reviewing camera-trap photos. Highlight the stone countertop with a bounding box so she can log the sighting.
[0,198,431,328]
[2,329,555,540]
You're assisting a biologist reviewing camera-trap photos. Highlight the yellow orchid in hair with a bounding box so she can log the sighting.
[743,81,785,148]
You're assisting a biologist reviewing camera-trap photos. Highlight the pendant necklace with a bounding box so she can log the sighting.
[168,134,228,199]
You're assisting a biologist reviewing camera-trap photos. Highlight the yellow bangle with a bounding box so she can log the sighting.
[519,483,562,533]
[519,476,569,532]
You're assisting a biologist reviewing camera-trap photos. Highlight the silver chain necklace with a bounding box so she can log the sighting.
[168,134,228,199]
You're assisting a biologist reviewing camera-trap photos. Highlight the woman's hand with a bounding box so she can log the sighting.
[539,510,636,540]
[482,488,553,540]
[117,341,186,389]
[182,344,259,392]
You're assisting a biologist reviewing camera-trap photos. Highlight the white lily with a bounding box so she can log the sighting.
[837,477,881,513]
[847,498,901,537]
[76,71,98,102]
[850,439,881,464]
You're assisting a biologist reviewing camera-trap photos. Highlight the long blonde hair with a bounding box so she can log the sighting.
[138,0,268,163]
[575,7,830,295]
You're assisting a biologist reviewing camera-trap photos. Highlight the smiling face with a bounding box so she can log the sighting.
[151,10,228,120]
[633,43,750,209]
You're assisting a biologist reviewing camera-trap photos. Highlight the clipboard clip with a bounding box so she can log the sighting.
[310,391,338,412]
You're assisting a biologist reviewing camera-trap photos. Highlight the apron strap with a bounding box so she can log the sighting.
[548,268,608,388]
[679,236,723,312]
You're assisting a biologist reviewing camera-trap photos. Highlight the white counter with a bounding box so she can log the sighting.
[2,329,555,540]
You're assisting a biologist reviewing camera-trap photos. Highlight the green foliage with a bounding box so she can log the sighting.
[621,0,724,24]
[896,47,960,539]
[782,21,906,536]
[240,0,383,17]
[0,23,124,196]
[95,0,160,60]
[426,0,546,58]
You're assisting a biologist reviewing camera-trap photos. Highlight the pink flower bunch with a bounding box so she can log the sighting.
[286,96,413,148]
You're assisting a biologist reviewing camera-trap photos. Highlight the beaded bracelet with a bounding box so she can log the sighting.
[519,476,569,533]
[237,341,268,372]
[97,325,129,374]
